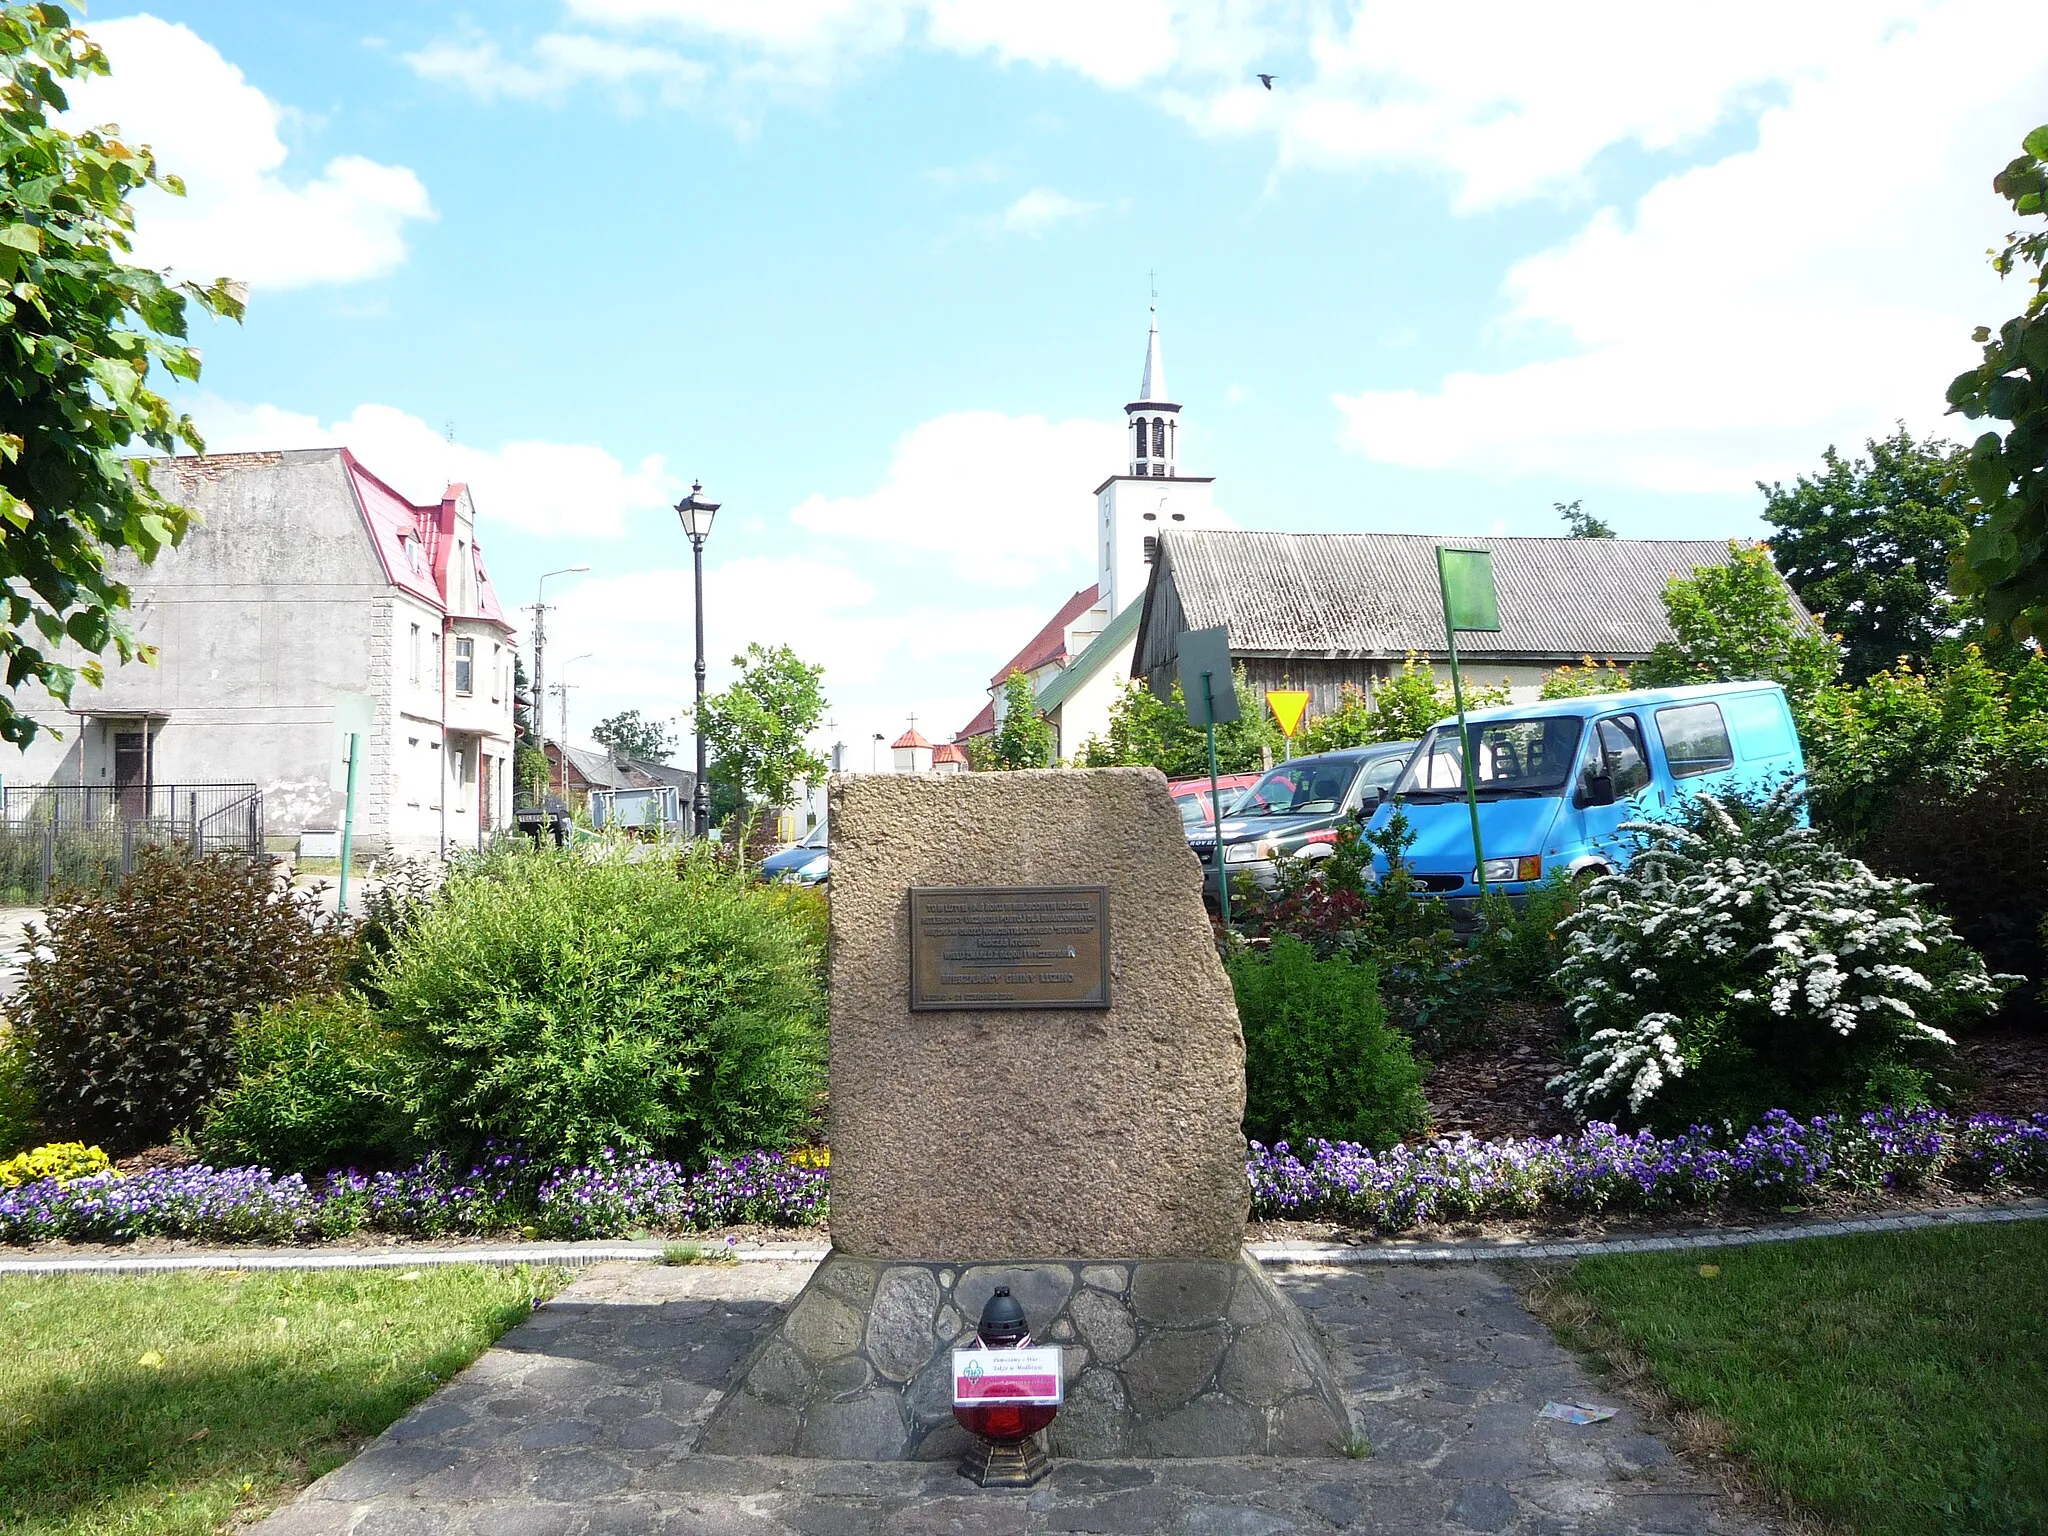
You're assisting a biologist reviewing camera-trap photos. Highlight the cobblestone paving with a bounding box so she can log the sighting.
[251,1259,1771,1535]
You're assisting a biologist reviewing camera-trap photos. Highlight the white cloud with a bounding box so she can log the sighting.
[922,0,1178,90]
[993,187,1101,236]
[404,31,710,104]
[549,558,1056,761]
[1333,4,2048,492]
[789,410,1125,584]
[67,16,432,289]
[193,399,679,538]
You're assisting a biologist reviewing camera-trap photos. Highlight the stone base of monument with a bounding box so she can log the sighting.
[696,1250,1352,1461]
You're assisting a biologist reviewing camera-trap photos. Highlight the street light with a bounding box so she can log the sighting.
[675,481,720,838]
[528,564,590,767]
[554,653,594,746]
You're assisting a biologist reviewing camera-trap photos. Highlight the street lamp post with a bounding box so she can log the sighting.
[554,653,594,746]
[674,481,720,839]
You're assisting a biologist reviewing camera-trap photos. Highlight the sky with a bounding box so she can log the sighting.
[63,0,2048,766]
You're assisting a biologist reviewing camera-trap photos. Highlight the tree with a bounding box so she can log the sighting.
[693,643,826,818]
[1539,657,1633,699]
[1556,499,1615,538]
[1949,124,2048,643]
[1075,668,1279,774]
[984,670,1055,769]
[591,708,676,763]
[0,6,245,747]
[1760,428,1975,683]
[1636,543,1840,716]
[1295,655,1509,754]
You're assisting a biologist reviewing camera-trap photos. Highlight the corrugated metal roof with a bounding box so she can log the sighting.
[1135,531,1774,672]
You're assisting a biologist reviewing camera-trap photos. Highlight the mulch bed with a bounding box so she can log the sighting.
[1417,1010,2048,1144]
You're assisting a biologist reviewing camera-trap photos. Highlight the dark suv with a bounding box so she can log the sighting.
[1185,742,1417,904]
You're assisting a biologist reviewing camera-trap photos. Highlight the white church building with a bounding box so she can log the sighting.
[955,309,1229,759]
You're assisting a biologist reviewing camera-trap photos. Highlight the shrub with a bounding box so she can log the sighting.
[1297,654,1509,755]
[0,1140,113,1188]
[1228,935,1428,1151]
[1235,812,1572,1054]
[197,993,415,1173]
[1859,756,2048,1023]
[345,857,443,1004]
[18,846,353,1152]
[375,844,825,1165]
[0,1026,35,1157]
[1552,784,2009,1130]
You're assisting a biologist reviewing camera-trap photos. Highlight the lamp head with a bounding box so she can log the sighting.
[676,480,720,542]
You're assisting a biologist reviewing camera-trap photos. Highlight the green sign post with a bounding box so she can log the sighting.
[1434,547,1502,898]
[1175,625,1240,927]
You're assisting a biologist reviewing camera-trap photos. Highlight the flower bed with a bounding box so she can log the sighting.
[1249,1108,2048,1232]
[0,1147,830,1246]
[4,1112,2045,1248]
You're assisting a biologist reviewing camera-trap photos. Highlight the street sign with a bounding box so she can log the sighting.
[1265,689,1310,738]
[330,694,375,790]
[953,1346,1064,1407]
[1175,627,1240,726]
[1434,546,1500,895]
[1436,547,1501,633]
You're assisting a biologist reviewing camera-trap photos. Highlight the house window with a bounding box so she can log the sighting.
[455,638,474,697]
[409,624,422,685]
[451,748,467,811]
[405,736,421,807]
[491,644,502,703]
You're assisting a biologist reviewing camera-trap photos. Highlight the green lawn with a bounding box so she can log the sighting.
[1558,1222,2048,1536]
[0,1264,566,1536]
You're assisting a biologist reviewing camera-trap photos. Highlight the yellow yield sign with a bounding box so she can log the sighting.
[1265,690,1310,738]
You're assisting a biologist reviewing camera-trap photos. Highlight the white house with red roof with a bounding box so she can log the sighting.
[1,448,518,857]
[955,306,1228,759]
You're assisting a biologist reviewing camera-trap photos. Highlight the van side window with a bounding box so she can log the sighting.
[1655,702,1735,777]
[1587,715,1651,797]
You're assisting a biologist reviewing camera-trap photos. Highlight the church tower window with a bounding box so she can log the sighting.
[1152,417,1166,458]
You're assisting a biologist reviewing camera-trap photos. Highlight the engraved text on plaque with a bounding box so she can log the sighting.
[908,885,1111,1010]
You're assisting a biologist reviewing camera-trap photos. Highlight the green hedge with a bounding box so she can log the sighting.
[1228,936,1428,1151]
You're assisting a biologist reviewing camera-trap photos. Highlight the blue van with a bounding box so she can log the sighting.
[1362,680,1803,913]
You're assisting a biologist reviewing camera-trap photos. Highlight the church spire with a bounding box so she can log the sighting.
[1125,298,1181,478]
[1138,303,1167,405]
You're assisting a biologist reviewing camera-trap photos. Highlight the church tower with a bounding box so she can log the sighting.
[1093,304,1222,617]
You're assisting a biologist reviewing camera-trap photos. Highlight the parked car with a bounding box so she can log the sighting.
[1186,742,1417,903]
[1168,772,1261,829]
[758,817,829,885]
[1364,680,1803,918]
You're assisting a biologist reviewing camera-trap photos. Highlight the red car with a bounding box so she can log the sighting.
[1168,772,1261,829]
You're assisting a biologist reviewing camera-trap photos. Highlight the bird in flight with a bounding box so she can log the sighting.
[1257,73,1276,89]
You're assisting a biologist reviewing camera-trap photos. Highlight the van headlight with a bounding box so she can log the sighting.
[1478,856,1542,882]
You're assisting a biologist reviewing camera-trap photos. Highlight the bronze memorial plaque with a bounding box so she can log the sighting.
[909,885,1111,1011]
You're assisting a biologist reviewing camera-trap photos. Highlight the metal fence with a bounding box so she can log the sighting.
[0,783,265,904]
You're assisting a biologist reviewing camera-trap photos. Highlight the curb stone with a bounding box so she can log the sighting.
[1,1200,2042,1275]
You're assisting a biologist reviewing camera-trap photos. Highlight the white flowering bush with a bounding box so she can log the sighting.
[1552,783,2009,1129]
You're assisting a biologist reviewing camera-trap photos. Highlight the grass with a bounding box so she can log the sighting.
[1548,1222,2048,1536]
[0,1263,566,1535]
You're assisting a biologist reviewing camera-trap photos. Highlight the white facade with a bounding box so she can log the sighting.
[1,449,517,857]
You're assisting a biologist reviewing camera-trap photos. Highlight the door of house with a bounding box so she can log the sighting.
[113,730,149,816]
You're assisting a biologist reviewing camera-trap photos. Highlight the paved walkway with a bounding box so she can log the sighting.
[250,1259,1771,1536]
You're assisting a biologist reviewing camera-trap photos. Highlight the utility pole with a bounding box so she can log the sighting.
[526,566,589,792]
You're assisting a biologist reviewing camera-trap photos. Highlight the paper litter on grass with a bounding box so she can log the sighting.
[1540,1401,1618,1425]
